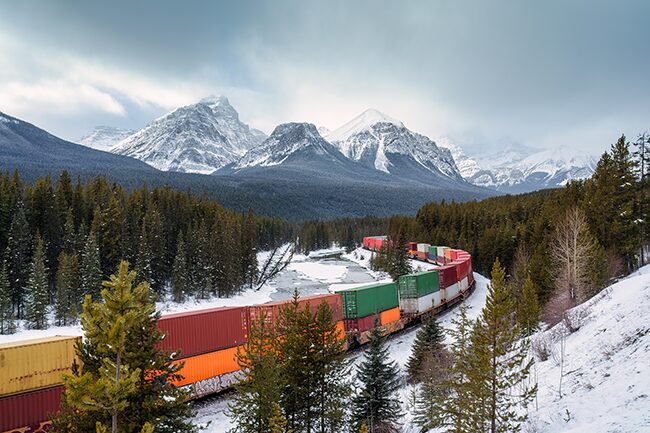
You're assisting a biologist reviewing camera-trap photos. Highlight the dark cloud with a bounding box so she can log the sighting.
[0,0,648,152]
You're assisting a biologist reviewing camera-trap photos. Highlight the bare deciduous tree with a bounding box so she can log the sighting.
[551,207,598,303]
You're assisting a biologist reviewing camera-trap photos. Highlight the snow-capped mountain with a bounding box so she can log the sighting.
[325,109,463,184]
[112,96,266,174]
[219,122,370,180]
[79,126,136,151]
[438,137,597,193]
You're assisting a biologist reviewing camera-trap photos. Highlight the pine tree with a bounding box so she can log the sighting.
[256,291,350,433]
[135,220,152,286]
[415,305,472,433]
[351,324,402,433]
[55,251,80,326]
[516,275,540,336]
[80,233,103,300]
[241,209,259,291]
[467,259,537,433]
[5,203,32,318]
[171,233,189,303]
[54,261,196,433]
[229,310,282,433]
[389,227,411,281]
[0,262,16,334]
[406,316,445,383]
[24,235,49,330]
[268,403,291,433]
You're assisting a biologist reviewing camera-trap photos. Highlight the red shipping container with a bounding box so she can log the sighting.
[408,242,417,251]
[249,293,343,332]
[0,386,63,432]
[158,306,249,359]
[431,265,457,288]
[416,251,427,260]
[344,314,378,333]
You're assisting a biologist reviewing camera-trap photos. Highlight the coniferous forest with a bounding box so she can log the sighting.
[0,170,293,330]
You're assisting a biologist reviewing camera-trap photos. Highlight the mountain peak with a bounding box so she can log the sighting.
[270,122,321,140]
[199,95,230,106]
[326,108,403,143]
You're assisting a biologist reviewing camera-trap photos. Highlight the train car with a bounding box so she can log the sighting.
[398,270,442,315]
[0,336,81,433]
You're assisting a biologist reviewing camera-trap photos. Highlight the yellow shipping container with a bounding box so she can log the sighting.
[0,335,81,396]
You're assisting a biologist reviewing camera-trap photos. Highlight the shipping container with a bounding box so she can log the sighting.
[398,271,440,298]
[341,283,399,319]
[416,251,427,260]
[0,336,80,397]
[344,315,377,333]
[416,243,429,253]
[436,246,447,257]
[0,385,63,432]
[432,265,457,288]
[459,276,470,292]
[408,242,418,252]
[444,282,460,301]
[427,246,437,259]
[249,293,343,331]
[172,346,240,387]
[158,306,248,359]
[400,290,442,315]
[379,307,401,325]
[444,248,452,259]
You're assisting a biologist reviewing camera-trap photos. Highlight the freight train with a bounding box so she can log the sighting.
[0,237,474,433]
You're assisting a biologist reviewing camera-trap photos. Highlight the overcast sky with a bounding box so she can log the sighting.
[0,1,648,155]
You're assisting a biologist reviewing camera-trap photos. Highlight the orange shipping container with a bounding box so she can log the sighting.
[335,321,346,340]
[379,307,401,326]
[172,346,240,387]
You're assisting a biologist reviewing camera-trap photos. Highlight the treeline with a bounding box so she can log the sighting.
[0,170,293,333]
[296,216,389,253]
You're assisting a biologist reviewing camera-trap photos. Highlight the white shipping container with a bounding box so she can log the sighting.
[445,282,460,301]
[436,246,446,256]
[400,290,442,314]
[417,243,430,253]
[459,276,469,292]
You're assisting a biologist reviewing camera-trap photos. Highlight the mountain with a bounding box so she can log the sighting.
[220,122,377,180]
[112,95,266,174]
[438,138,597,193]
[79,126,136,151]
[0,111,156,178]
[325,109,464,186]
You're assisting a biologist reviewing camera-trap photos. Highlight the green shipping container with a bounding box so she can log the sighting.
[341,283,399,319]
[428,246,437,255]
[398,271,440,298]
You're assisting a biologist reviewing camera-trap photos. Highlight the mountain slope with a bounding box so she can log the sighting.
[0,111,156,177]
[526,267,650,432]
[79,126,136,151]
[325,109,464,187]
[112,96,266,174]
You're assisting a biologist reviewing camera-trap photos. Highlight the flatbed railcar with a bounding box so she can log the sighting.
[1,237,475,433]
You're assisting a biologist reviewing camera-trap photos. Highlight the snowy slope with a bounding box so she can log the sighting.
[111,96,266,174]
[79,126,136,151]
[435,136,482,178]
[523,268,650,433]
[325,109,463,182]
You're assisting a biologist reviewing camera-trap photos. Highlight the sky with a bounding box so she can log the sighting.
[0,0,648,155]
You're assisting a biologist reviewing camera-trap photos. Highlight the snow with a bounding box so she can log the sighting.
[325,108,404,144]
[286,262,347,283]
[78,126,136,151]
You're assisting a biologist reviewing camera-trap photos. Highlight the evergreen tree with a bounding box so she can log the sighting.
[516,275,540,336]
[171,233,189,303]
[229,311,282,433]
[415,306,472,433]
[25,234,49,329]
[54,261,196,433]
[275,292,350,433]
[241,209,259,291]
[55,251,80,326]
[268,403,291,433]
[406,316,445,382]
[389,227,411,281]
[5,203,32,318]
[135,220,152,286]
[351,324,402,433]
[467,259,537,433]
[0,262,16,334]
[80,233,103,300]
